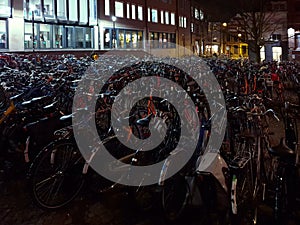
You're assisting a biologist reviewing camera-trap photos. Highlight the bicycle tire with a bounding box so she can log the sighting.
[161,175,189,222]
[28,140,85,210]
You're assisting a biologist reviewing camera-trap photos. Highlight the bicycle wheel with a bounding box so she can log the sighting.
[161,175,189,222]
[28,140,85,210]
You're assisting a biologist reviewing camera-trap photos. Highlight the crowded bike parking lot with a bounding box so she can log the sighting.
[0,52,300,225]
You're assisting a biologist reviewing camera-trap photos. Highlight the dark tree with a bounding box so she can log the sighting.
[232,0,284,62]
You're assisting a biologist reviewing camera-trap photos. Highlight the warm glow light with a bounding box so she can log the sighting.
[222,22,227,27]
[238,33,242,37]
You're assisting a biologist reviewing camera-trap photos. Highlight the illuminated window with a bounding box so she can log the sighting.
[183,17,187,28]
[89,0,97,25]
[165,11,169,24]
[53,25,63,48]
[131,4,136,19]
[148,8,150,21]
[24,22,37,49]
[0,0,10,17]
[138,6,143,20]
[43,0,54,17]
[0,20,7,48]
[151,9,158,23]
[191,23,194,32]
[126,3,130,19]
[199,9,204,20]
[39,23,51,48]
[161,11,164,24]
[170,13,175,25]
[27,0,42,18]
[69,0,78,21]
[105,0,110,16]
[57,0,66,19]
[195,8,199,20]
[115,1,124,18]
[79,0,88,24]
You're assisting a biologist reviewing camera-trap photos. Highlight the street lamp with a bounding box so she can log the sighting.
[112,16,117,49]
[221,22,228,54]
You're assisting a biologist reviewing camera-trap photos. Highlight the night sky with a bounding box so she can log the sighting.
[197,0,240,21]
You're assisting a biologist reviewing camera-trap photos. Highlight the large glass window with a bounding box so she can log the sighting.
[53,25,63,48]
[39,23,51,48]
[131,4,135,19]
[66,26,74,48]
[24,22,37,49]
[0,0,11,17]
[149,31,175,48]
[115,1,124,18]
[69,0,78,21]
[151,9,157,23]
[89,0,97,25]
[105,0,110,16]
[103,28,143,49]
[104,29,111,48]
[125,30,134,48]
[79,0,88,24]
[138,6,143,21]
[170,13,175,25]
[118,30,124,48]
[0,20,7,48]
[57,0,66,19]
[43,0,54,18]
[85,28,93,48]
[75,27,84,48]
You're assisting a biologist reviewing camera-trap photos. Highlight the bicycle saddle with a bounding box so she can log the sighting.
[268,137,295,159]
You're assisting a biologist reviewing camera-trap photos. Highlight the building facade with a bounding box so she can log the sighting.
[0,0,211,57]
[0,0,98,52]
[287,0,300,59]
